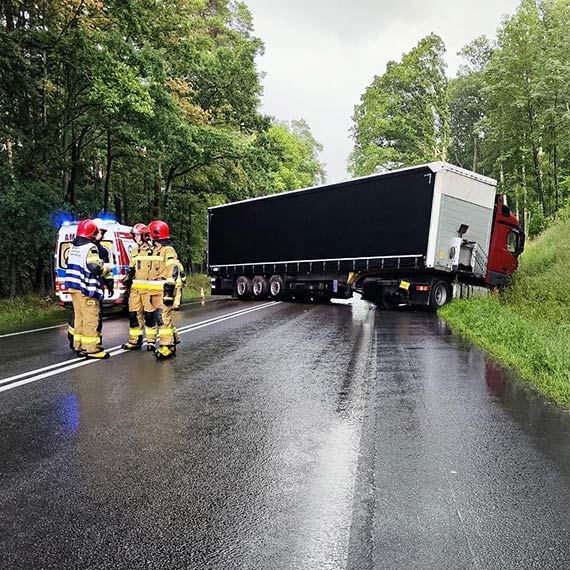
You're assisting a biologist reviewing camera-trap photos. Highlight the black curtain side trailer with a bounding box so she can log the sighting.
[207,162,499,309]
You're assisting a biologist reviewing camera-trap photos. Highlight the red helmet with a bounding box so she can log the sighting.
[131,223,150,237]
[77,219,99,239]
[149,220,170,240]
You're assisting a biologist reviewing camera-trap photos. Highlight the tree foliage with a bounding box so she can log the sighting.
[0,0,324,296]
[349,33,449,175]
[351,0,570,237]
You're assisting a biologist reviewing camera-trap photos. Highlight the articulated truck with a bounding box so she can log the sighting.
[207,162,525,310]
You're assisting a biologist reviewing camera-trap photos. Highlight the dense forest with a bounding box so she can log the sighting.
[0,0,324,297]
[351,0,570,239]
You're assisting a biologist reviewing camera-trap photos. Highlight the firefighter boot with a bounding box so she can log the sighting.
[121,336,143,350]
[122,312,143,350]
[85,350,110,360]
[155,345,176,360]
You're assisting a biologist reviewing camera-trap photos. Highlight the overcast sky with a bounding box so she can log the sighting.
[246,0,520,183]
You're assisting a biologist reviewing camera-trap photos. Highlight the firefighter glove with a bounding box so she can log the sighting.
[163,283,175,306]
[122,267,135,284]
[106,280,114,297]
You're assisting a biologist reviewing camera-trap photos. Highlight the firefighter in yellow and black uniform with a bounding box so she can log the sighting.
[147,220,180,360]
[121,223,154,350]
[64,219,113,359]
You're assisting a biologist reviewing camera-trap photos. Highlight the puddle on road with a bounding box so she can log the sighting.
[483,358,570,477]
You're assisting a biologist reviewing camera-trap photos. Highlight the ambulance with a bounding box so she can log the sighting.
[54,218,136,309]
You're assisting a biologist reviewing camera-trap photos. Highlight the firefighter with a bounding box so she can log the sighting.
[64,219,113,359]
[121,223,154,350]
[93,226,111,347]
[173,260,187,311]
[147,220,179,360]
[94,226,110,264]
[67,225,109,352]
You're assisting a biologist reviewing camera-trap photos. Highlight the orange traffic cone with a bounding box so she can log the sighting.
[200,287,205,305]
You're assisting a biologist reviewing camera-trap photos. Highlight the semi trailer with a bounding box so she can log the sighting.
[207,162,525,310]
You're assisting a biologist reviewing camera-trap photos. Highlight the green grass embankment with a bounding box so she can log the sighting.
[439,212,570,407]
[0,296,66,331]
[181,273,212,301]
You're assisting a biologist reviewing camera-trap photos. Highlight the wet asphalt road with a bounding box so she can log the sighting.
[1,297,570,569]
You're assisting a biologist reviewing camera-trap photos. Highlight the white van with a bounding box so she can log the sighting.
[54,219,136,308]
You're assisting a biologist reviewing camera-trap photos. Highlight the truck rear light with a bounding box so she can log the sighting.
[114,298,122,305]
[416,285,430,292]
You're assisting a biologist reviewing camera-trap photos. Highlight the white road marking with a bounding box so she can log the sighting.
[0,356,87,385]
[0,323,68,338]
[0,302,280,393]
[0,302,277,387]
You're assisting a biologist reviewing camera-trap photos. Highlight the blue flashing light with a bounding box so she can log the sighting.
[95,212,117,223]
[54,212,74,228]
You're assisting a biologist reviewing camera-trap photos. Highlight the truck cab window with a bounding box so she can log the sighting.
[507,230,518,254]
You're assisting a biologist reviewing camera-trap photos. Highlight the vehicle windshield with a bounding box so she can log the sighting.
[58,242,73,269]
[58,240,115,268]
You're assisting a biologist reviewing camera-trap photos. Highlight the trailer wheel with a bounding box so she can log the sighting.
[381,293,397,311]
[269,274,286,300]
[429,280,452,310]
[235,276,253,300]
[252,275,268,299]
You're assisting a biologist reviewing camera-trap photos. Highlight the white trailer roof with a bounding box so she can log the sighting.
[209,162,497,210]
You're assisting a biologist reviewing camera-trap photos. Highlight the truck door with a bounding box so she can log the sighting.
[486,197,524,287]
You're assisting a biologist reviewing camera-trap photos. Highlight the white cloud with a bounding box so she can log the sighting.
[247,0,520,182]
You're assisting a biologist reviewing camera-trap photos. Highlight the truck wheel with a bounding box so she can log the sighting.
[235,276,253,300]
[429,279,452,310]
[381,293,396,311]
[252,275,268,299]
[269,275,286,300]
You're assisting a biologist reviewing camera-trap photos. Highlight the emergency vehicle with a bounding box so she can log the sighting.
[54,219,136,308]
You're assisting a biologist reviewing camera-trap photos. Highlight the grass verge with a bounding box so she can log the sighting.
[439,210,570,407]
[0,296,66,331]
[440,295,570,407]
[181,273,212,301]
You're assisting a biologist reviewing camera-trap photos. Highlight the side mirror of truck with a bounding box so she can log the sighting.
[516,230,525,256]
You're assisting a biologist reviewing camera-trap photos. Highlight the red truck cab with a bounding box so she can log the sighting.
[486,195,525,287]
